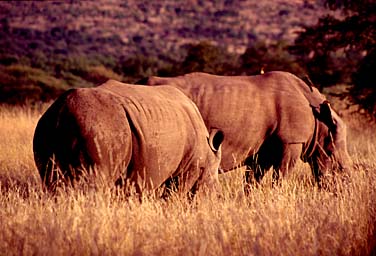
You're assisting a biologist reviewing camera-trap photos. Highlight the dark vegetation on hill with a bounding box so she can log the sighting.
[0,0,374,116]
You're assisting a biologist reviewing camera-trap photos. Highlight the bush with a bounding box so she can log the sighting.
[81,65,123,85]
[0,64,68,104]
[241,40,305,77]
[115,55,162,83]
[179,41,239,75]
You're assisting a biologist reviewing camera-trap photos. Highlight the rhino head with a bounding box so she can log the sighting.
[306,101,353,184]
[189,128,224,196]
[206,128,225,171]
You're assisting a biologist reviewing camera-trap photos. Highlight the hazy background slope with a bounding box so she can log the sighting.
[1,0,374,117]
[0,0,331,59]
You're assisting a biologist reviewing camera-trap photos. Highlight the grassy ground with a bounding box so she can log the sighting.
[0,103,375,255]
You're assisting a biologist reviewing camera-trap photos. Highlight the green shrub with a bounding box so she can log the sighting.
[179,41,239,75]
[0,64,68,104]
[82,65,123,85]
[242,40,305,77]
[115,55,161,82]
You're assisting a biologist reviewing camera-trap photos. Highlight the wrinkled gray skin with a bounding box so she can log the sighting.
[33,80,224,195]
[144,71,353,186]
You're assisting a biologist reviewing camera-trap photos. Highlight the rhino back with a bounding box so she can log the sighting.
[98,81,209,189]
[68,88,132,170]
[261,71,326,107]
[148,72,315,170]
[49,88,132,186]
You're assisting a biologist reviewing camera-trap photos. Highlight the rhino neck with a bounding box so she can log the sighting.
[302,118,319,160]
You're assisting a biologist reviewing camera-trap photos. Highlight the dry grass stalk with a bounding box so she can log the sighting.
[0,104,375,255]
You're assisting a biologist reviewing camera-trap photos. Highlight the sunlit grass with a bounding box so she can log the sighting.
[0,104,375,255]
[0,105,42,187]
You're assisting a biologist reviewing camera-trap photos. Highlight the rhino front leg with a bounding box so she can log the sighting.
[244,143,302,194]
[274,143,303,181]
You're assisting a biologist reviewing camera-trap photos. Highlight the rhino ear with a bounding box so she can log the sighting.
[208,128,224,152]
[313,100,336,131]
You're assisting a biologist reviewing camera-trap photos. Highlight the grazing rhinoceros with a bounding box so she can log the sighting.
[33,80,224,195]
[143,71,352,186]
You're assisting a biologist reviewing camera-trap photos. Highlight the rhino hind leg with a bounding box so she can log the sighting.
[247,136,283,176]
[244,160,270,185]
[242,137,282,194]
[160,176,180,199]
[243,138,303,193]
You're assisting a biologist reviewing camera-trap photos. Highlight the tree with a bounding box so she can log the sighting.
[241,40,305,77]
[179,41,238,75]
[351,48,376,114]
[290,0,376,108]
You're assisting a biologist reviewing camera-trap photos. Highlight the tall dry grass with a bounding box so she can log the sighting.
[0,104,375,255]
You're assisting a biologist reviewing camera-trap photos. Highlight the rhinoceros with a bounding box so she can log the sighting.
[143,71,352,186]
[33,80,224,195]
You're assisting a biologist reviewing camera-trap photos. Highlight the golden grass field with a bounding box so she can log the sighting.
[0,102,375,256]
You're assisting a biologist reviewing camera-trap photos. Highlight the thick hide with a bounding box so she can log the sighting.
[145,71,352,183]
[33,81,224,194]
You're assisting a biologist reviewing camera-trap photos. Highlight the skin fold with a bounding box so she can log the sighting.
[33,81,224,196]
[145,71,353,187]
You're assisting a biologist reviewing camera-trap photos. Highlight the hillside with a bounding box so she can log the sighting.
[0,0,342,104]
[1,0,333,60]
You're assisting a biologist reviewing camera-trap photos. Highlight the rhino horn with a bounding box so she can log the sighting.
[208,128,224,152]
